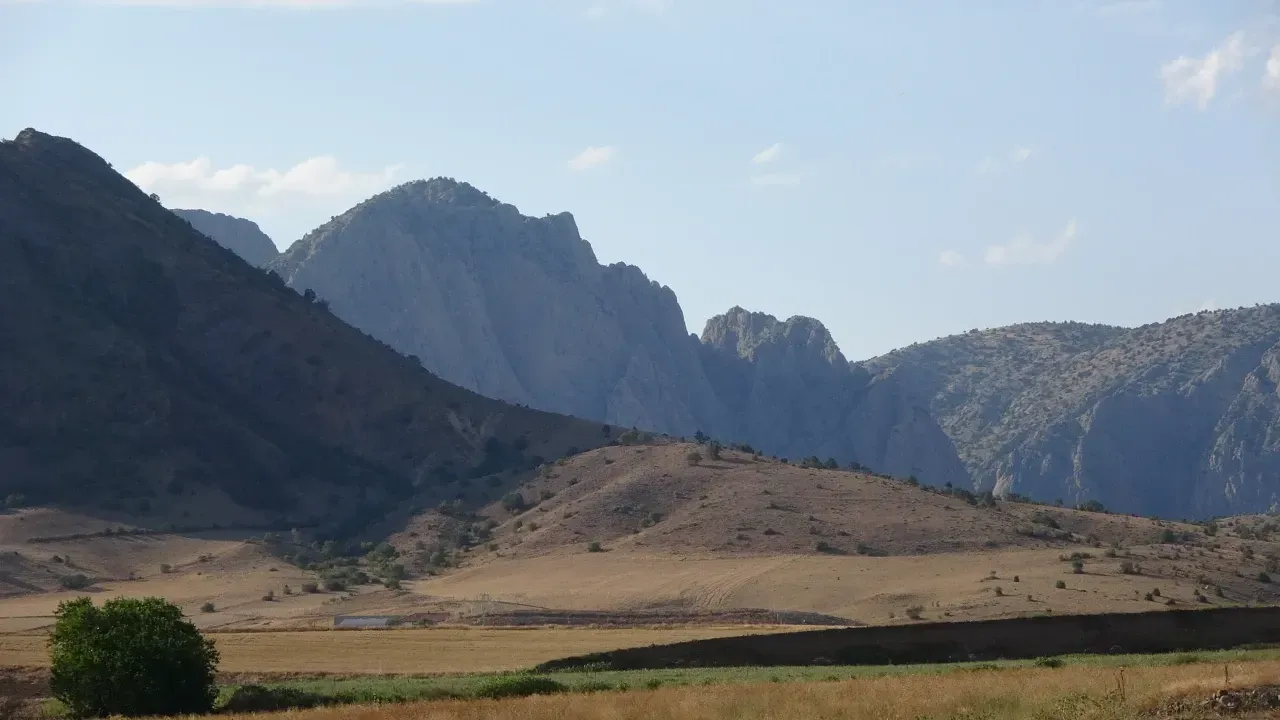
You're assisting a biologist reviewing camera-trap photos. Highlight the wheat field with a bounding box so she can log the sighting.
[203,660,1280,720]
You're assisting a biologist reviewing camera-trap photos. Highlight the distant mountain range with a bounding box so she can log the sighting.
[169,179,1280,519]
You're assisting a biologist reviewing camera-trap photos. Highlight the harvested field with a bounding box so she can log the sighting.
[0,626,802,675]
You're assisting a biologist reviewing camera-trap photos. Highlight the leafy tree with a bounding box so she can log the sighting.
[49,597,218,718]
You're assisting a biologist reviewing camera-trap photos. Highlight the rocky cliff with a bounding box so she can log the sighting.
[172,208,278,266]
[269,180,969,486]
[865,310,1280,517]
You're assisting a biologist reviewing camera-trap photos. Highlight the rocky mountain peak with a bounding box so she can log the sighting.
[703,307,845,366]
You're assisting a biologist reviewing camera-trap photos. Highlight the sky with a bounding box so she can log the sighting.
[3,0,1279,360]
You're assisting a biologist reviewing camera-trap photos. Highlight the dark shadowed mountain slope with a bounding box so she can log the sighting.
[865,311,1280,517]
[269,180,970,487]
[172,208,278,267]
[0,130,613,535]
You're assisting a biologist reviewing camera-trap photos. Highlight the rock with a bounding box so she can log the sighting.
[172,209,278,267]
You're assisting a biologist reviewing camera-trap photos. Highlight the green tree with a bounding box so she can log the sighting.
[49,597,218,718]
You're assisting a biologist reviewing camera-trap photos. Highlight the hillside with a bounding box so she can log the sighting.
[866,310,1280,517]
[265,180,968,486]
[0,129,613,539]
[171,208,278,267]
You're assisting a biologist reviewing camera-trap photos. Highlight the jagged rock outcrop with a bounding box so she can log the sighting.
[172,208,278,266]
[866,309,1280,517]
[270,179,969,486]
[699,308,970,485]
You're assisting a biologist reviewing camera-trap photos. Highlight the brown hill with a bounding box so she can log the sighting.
[0,128,612,538]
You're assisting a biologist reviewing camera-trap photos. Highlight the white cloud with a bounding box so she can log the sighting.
[985,219,1078,266]
[752,143,783,165]
[125,155,402,240]
[976,147,1033,175]
[1266,45,1280,92]
[1161,31,1246,109]
[938,250,965,267]
[567,145,616,171]
[749,172,801,187]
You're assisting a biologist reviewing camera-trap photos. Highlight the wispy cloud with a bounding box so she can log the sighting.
[976,146,1034,175]
[1161,31,1246,109]
[749,172,801,187]
[752,143,783,165]
[938,250,965,267]
[1266,45,1280,92]
[985,219,1078,266]
[567,145,616,171]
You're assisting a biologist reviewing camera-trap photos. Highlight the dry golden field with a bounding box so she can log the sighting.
[0,626,798,675]
[184,660,1280,720]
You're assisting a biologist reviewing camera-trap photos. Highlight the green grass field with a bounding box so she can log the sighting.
[212,645,1280,708]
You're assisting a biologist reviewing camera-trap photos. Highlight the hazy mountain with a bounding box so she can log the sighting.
[0,130,612,535]
[171,208,278,267]
[270,179,970,487]
[865,311,1280,517]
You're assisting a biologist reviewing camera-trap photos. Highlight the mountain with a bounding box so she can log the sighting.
[865,311,1280,518]
[171,208,278,267]
[0,129,613,536]
[269,179,969,487]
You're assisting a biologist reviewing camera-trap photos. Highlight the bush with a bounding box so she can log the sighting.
[1034,657,1064,668]
[301,582,319,594]
[200,602,215,613]
[1259,571,1272,584]
[1071,560,1084,574]
[904,605,924,620]
[50,597,218,718]
[159,563,172,574]
[1055,580,1066,589]
[323,579,347,592]
[59,574,91,590]
[587,541,603,553]
[474,675,567,699]
[1119,560,1141,575]
[262,590,275,602]
[686,451,702,466]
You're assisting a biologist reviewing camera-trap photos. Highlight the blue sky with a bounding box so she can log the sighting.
[3,0,1279,359]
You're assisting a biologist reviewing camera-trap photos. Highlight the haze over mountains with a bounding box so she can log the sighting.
[184,177,1280,520]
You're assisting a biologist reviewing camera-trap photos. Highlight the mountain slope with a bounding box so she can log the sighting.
[172,209,278,267]
[866,310,1280,517]
[0,129,612,535]
[269,180,969,486]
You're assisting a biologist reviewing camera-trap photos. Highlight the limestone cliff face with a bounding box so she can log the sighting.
[172,209,278,267]
[699,308,970,486]
[269,180,969,486]
[866,309,1280,517]
[270,179,724,438]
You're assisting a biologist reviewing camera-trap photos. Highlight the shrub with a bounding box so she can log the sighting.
[159,563,172,574]
[58,574,91,590]
[474,676,567,699]
[1034,657,1064,668]
[1119,560,1141,575]
[686,451,702,466]
[262,590,275,602]
[905,605,924,620]
[1259,571,1272,584]
[587,541,603,553]
[994,586,1004,596]
[200,602,215,613]
[1055,580,1066,589]
[301,582,319,594]
[49,597,218,718]
[323,579,347,592]
[1071,560,1084,574]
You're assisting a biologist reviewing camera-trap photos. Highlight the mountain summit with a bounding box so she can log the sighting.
[268,182,969,486]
